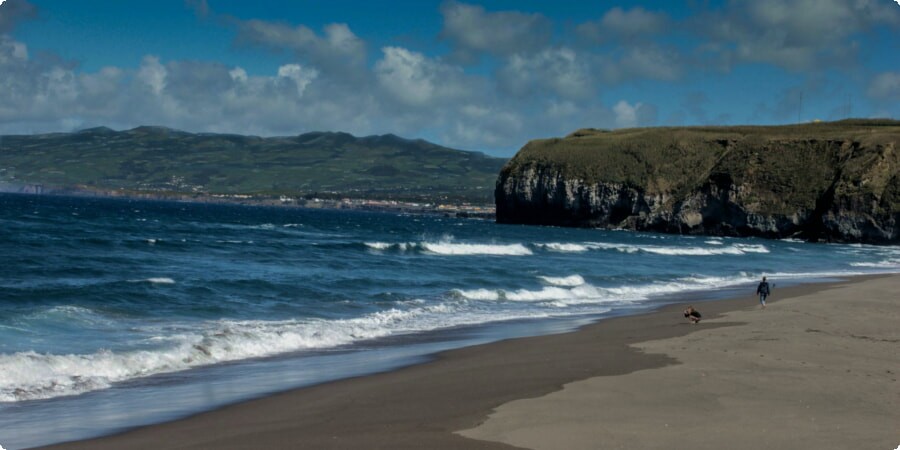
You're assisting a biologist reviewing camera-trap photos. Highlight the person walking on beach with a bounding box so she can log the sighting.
[756,276,771,309]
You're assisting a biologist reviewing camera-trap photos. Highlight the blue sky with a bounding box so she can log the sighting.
[0,0,898,156]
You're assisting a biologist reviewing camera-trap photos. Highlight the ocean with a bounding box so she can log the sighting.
[1,192,897,449]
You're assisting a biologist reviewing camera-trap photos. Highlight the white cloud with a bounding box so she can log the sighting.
[229,66,248,83]
[612,100,657,128]
[0,35,27,63]
[577,7,669,42]
[137,55,166,95]
[440,1,551,60]
[696,0,900,71]
[618,46,681,81]
[498,48,594,99]
[236,20,366,74]
[868,72,900,102]
[276,63,317,96]
[375,46,468,107]
[613,100,639,128]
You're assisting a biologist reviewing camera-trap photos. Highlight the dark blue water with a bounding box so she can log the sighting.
[1,193,897,448]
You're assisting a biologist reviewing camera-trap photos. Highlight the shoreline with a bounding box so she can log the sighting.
[0,189,497,220]
[462,273,900,449]
[29,275,894,450]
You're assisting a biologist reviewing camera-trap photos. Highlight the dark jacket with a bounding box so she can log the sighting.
[757,281,770,295]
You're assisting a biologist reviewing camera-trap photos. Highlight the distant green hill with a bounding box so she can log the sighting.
[0,127,507,203]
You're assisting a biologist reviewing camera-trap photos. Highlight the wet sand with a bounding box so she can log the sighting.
[33,275,898,450]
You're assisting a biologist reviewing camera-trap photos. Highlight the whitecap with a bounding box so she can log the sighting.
[535,243,590,252]
[586,241,769,256]
[420,242,532,256]
[134,277,175,284]
[539,275,586,286]
[365,242,395,250]
[0,301,556,402]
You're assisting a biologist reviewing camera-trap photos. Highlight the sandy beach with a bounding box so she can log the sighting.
[462,274,900,450]
[32,274,899,450]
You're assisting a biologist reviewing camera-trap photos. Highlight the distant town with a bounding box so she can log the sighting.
[0,183,496,220]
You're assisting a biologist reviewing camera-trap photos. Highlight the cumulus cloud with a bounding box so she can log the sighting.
[497,47,594,99]
[375,46,470,107]
[613,100,657,128]
[235,20,366,74]
[440,1,551,62]
[623,46,678,79]
[577,7,669,42]
[695,0,900,71]
[0,33,373,137]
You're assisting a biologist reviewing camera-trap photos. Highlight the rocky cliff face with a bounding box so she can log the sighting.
[496,120,899,243]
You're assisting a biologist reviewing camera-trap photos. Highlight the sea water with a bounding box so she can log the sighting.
[1,193,897,448]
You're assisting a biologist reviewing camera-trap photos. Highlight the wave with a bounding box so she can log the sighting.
[534,243,590,253]
[365,242,414,251]
[367,239,771,257]
[539,275,586,286]
[421,242,532,256]
[24,305,116,327]
[849,259,900,269]
[454,284,612,305]
[584,242,769,256]
[129,277,176,284]
[365,241,532,256]
[0,301,558,403]
[455,272,772,307]
[2,262,894,403]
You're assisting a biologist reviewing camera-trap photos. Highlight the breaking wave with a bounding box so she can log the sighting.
[0,301,555,402]
[584,242,769,256]
[534,243,591,252]
[539,275,586,286]
[365,241,532,256]
[130,277,176,284]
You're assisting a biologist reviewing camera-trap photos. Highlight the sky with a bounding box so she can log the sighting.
[0,0,898,156]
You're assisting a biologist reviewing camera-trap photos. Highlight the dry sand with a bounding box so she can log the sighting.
[32,275,899,450]
[461,274,900,450]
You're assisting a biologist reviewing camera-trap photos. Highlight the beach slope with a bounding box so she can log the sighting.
[461,275,900,450]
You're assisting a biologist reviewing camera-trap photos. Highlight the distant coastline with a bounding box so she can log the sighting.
[0,184,496,219]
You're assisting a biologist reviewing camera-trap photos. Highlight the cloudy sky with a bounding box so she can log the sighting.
[0,0,898,156]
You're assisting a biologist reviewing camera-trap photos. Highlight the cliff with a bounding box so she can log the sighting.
[495,119,900,243]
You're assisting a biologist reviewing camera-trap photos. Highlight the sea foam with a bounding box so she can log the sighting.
[365,241,532,256]
[535,243,590,252]
[539,275,586,286]
[586,242,769,256]
[0,300,555,402]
